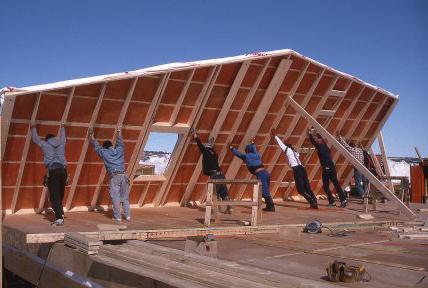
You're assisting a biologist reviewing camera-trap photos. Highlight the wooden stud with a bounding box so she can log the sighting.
[1,93,16,159]
[179,61,251,205]
[137,183,150,207]
[155,67,221,207]
[90,77,138,208]
[204,183,214,226]
[251,182,261,225]
[225,59,293,184]
[65,83,107,210]
[169,69,195,125]
[377,132,394,192]
[11,93,42,213]
[288,97,415,219]
[38,87,76,212]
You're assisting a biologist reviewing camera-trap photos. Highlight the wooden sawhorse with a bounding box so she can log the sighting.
[204,179,262,226]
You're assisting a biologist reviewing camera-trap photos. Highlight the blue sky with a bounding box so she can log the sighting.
[1,0,426,156]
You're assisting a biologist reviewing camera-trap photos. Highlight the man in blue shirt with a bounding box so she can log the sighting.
[230,139,275,212]
[89,127,130,222]
[31,123,67,226]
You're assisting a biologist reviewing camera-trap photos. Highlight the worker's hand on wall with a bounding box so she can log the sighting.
[117,125,122,133]
[60,122,65,128]
[88,128,94,137]
[30,122,36,129]
[228,142,233,150]
[250,138,255,144]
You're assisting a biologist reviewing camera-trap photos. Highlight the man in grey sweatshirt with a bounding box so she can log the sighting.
[89,127,130,222]
[31,124,67,226]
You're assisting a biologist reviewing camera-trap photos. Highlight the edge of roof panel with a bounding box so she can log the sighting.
[4,49,398,99]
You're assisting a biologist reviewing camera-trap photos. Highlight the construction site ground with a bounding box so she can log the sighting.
[3,198,428,288]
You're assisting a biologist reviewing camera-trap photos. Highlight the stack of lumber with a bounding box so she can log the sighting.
[64,232,102,255]
[95,241,343,288]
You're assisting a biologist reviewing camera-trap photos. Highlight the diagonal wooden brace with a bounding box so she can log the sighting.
[288,97,416,219]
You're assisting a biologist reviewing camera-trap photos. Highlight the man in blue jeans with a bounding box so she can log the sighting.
[89,127,130,222]
[229,139,275,212]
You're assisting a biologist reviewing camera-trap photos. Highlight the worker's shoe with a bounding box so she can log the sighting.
[263,197,275,212]
[327,202,336,208]
[125,216,131,221]
[112,217,122,222]
[51,218,64,226]
[225,205,233,214]
[310,203,319,209]
[340,200,348,208]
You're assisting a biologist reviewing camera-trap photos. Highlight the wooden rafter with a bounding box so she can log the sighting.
[37,87,76,212]
[224,59,293,185]
[178,61,251,205]
[11,92,42,213]
[169,69,195,125]
[137,183,150,207]
[65,83,107,210]
[288,97,415,219]
[90,77,138,208]
[378,132,394,192]
[1,94,16,159]
[234,61,312,200]
[154,67,222,207]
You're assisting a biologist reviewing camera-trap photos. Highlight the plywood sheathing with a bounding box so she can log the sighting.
[1,49,400,214]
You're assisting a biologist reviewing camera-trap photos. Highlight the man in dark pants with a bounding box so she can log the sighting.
[230,139,275,212]
[191,129,232,213]
[309,129,347,208]
[31,124,67,226]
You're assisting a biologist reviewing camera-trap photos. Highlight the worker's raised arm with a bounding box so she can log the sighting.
[274,135,287,152]
[115,128,124,154]
[338,136,354,153]
[59,124,66,145]
[230,146,246,161]
[31,126,43,147]
[88,128,103,157]
[195,136,205,153]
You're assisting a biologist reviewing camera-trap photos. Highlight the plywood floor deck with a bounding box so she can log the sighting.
[3,198,409,236]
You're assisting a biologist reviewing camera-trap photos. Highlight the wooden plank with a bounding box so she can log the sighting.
[90,77,138,208]
[11,92,42,213]
[288,97,416,219]
[225,59,293,184]
[138,183,150,207]
[169,69,195,125]
[378,131,394,192]
[179,61,251,205]
[251,182,261,225]
[65,83,107,210]
[154,67,221,207]
[38,87,76,212]
[1,93,16,159]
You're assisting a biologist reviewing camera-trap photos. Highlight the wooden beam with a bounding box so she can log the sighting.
[126,73,171,195]
[233,61,313,200]
[155,67,222,207]
[90,77,138,208]
[65,83,107,210]
[11,93,42,213]
[1,93,16,159]
[169,69,195,125]
[38,87,76,212]
[378,131,394,192]
[288,97,416,219]
[137,183,150,207]
[225,59,293,184]
[179,61,251,205]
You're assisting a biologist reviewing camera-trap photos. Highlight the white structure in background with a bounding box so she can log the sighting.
[387,159,410,181]
[140,153,172,175]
